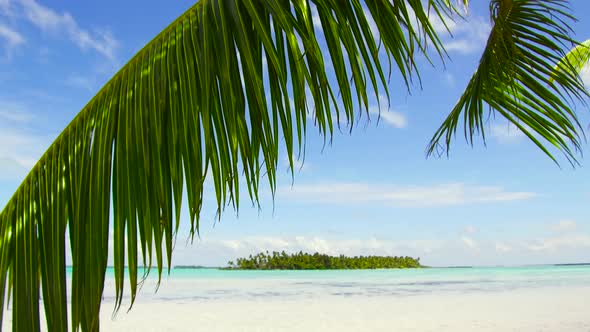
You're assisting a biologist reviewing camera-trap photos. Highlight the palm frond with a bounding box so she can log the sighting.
[552,39,590,83]
[427,0,589,165]
[0,0,453,331]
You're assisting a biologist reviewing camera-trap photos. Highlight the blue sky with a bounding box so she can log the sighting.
[1,0,590,267]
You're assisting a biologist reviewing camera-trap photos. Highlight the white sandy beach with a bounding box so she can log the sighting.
[4,286,590,331]
[98,286,590,332]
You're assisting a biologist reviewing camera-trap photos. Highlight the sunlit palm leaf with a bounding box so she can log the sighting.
[427,0,588,164]
[553,39,590,83]
[0,0,453,331]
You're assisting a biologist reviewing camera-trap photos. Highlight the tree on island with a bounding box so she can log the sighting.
[226,251,422,270]
[0,0,589,331]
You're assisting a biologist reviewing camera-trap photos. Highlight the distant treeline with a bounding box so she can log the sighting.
[225,251,422,270]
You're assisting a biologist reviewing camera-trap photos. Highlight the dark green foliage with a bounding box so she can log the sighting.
[428,0,589,165]
[226,251,422,270]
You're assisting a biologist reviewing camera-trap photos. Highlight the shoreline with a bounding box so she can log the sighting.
[5,285,589,332]
[4,265,590,331]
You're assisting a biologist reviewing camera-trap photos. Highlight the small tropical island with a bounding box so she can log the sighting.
[224,251,422,270]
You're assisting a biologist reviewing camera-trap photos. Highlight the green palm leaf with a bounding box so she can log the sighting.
[0,0,454,331]
[427,0,589,165]
[553,38,590,83]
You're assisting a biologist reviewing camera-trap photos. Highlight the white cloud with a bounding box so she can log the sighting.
[405,5,489,55]
[0,102,53,175]
[156,235,450,266]
[444,72,455,87]
[0,101,32,122]
[0,23,24,58]
[13,0,118,59]
[463,225,477,234]
[372,109,408,128]
[429,13,457,34]
[526,234,590,252]
[495,242,512,253]
[549,220,578,233]
[525,219,590,254]
[444,39,480,55]
[0,0,12,16]
[0,128,51,169]
[368,95,407,129]
[0,128,51,191]
[0,156,28,180]
[283,154,309,173]
[432,13,491,55]
[0,24,24,46]
[134,229,590,267]
[279,182,536,208]
[200,236,438,259]
[461,236,478,250]
[64,73,94,91]
[490,122,525,144]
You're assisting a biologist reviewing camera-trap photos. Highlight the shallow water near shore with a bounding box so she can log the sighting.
[101,264,590,301]
[3,265,590,331]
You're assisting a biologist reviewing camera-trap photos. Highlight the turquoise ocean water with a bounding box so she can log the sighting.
[87,265,590,303]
